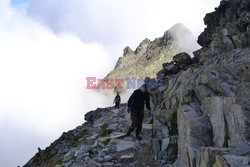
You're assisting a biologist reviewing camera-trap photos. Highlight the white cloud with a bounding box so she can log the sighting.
[25,0,221,49]
[0,0,221,166]
[0,1,114,166]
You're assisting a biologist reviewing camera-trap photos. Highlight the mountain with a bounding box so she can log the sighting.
[24,0,250,166]
[105,23,200,80]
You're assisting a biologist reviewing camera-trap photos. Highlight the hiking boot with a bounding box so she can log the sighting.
[136,135,142,140]
[126,128,134,136]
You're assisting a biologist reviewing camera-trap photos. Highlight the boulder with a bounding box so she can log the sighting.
[162,62,180,75]
[87,159,102,167]
[93,156,104,163]
[116,140,136,152]
[84,108,104,123]
[173,52,192,67]
[104,155,113,162]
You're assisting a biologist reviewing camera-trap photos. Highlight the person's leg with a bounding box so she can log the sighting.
[116,102,120,109]
[127,111,138,135]
[136,111,144,137]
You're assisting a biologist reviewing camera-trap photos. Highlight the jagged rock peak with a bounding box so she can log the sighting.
[135,38,151,54]
[141,38,151,44]
[123,46,134,57]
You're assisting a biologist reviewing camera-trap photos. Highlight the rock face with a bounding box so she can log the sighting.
[196,0,250,62]
[24,0,250,166]
[149,0,250,166]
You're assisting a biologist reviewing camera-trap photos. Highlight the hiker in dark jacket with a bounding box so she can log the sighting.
[126,84,152,140]
[114,93,121,109]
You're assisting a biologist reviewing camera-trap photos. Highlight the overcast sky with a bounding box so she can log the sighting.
[0,0,221,166]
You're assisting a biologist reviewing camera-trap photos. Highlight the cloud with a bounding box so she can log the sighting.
[25,0,221,48]
[0,1,114,166]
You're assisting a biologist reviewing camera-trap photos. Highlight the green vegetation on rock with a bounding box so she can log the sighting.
[101,123,112,136]
[102,138,112,146]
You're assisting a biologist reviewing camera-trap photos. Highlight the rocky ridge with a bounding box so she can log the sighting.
[24,0,250,166]
[105,23,200,80]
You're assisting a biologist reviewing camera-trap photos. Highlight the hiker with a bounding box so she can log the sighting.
[114,93,121,109]
[126,84,152,140]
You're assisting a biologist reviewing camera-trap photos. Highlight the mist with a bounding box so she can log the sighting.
[0,1,115,166]
[0,0,221,166]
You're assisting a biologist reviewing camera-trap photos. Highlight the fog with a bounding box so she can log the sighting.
[0,1,114,166]
[0,0,221,166]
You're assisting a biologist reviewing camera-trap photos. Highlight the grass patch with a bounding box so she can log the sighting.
[71,129,89,147]
[102,138,112,146]
[72,136,88,148]
[47,155,63,167]
[35,148,53,166]
[36,150,63,167]
[101,123,112,136]
[81,129,90,135]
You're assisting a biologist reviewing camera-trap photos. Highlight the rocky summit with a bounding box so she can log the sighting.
[105,23,200,80]
[24,0,250,167]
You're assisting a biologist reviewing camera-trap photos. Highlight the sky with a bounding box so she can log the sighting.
[0,0,221,166]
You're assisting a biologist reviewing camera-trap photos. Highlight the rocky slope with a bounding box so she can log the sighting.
[24,105,158,167]
[24,0,250,166]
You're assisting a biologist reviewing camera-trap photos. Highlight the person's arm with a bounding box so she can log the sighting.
[145,93,151,110]
[128,91,135,107]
